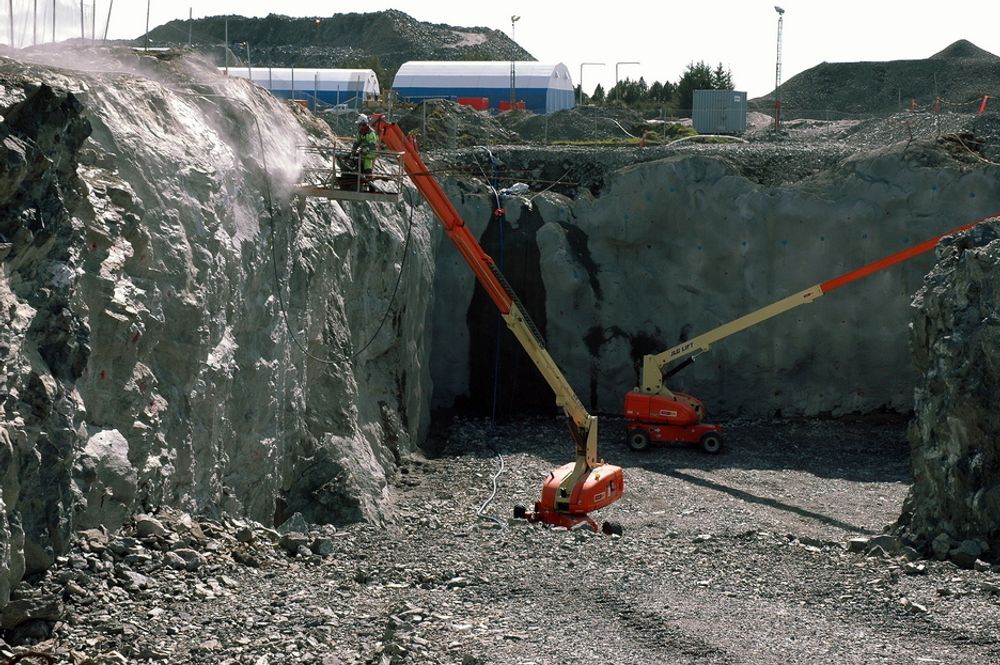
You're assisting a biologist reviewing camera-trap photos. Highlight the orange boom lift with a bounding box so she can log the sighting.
[624,214,998,453]
[372,115,623,533]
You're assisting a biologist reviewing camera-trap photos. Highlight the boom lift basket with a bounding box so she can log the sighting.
[295,138,405,203]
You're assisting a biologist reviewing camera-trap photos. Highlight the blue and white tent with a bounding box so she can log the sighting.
[391,61,575,114]
[221,67,380,110]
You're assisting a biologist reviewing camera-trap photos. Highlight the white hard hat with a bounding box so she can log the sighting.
[356,113,369,125]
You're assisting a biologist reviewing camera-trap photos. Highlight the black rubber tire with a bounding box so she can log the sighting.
[626,429,651,452]
[700,432,724,454]
[602,521,624,536]
[513,505,528,520]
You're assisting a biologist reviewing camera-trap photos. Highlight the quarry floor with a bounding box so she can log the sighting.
[11,416,1000,665]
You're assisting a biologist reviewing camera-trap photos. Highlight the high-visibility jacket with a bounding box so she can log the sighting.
[355,129,377,171]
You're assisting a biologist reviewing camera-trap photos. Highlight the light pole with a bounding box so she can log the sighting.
[579,62,605,106]
[103,0,114,41]
[774,6,784,130]
[509,15,520,107]
[223,17,228,73]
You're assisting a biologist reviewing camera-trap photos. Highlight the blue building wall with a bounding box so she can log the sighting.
[393,87,572,114]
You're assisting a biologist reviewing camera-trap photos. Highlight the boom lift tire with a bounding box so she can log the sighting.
[626,429,650,452]
[513,505,528,520]
[602,521,624,536]
[700,432,723,454]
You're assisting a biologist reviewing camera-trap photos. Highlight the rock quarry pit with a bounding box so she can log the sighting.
[0,48,999,664]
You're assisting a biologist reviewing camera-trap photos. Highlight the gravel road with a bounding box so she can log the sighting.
[3,416,999,665]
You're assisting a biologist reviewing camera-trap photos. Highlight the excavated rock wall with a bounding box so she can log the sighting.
[897,219,1000,562]
[430,145,1000,421]
[0,52,434,605]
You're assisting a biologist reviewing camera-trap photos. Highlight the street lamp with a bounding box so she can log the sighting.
[509,15,520,107]
[579,62,605,106]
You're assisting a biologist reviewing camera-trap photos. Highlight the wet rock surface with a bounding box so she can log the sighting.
[2,416,999,664]
[0,50,434,607]
[898,218,1000,559]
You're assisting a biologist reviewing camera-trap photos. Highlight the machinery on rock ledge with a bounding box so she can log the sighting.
[624,214,999,455]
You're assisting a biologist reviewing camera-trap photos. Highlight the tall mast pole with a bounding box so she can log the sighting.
[103,0,113,41]
[773,6,784,131]
[509,15,520,107]
[144,0,150,51]
[9,0,14,48]
[34,0,38,45]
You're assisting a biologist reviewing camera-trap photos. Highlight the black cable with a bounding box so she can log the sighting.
[245,102,342,366]
[173,88,412,365]
[350,187,416,358]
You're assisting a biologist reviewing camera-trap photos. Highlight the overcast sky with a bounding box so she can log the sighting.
[13,1,1000,99]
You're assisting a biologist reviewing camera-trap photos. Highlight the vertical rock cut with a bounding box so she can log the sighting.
[898,218,1000,563]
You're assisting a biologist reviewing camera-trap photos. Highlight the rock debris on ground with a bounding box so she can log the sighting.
[3,417,999,665]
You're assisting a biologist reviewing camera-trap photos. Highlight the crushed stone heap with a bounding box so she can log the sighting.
[898,218,1000,564]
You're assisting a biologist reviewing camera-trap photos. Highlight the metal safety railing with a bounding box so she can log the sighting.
[295,137,405,202]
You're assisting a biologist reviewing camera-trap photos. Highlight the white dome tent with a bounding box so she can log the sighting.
[391,61,575,114]
[221,67,380,111]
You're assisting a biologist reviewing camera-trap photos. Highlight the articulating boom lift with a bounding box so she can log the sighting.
[372,115,624,533]
[624,215,996,453]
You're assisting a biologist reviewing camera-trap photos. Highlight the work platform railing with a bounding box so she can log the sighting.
[295,138,405,203]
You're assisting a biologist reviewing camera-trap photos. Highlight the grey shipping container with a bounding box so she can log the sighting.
[692,90,747,134]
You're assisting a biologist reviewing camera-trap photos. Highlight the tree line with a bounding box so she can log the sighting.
[579,61,735,115]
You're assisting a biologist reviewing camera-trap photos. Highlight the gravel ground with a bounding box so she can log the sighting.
[3,416,1000,665]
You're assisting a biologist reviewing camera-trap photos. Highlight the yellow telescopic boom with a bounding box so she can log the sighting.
[640,215,998,395]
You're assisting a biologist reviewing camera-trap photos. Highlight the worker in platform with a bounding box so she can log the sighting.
[352,113,378,191]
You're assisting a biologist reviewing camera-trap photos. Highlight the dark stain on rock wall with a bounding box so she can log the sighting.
[465,204,551,416]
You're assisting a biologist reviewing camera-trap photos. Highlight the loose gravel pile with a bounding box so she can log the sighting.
[3,416,999,664]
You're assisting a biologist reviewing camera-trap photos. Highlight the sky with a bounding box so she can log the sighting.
[10,1,1000,99]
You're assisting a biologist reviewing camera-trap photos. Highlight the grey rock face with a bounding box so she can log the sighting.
[898,219,1000,556]
[430,150,1000,419]
[74,429,137,532]
[0,51,434,607]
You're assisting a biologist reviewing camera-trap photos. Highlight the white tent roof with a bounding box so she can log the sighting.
[222,68,380,95]
[392,61,574,92]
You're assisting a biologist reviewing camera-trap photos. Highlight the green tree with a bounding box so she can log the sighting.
[592,83,605,104]
[649,80,664,102]
[712,62,734,90]
[676,60,716,116]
